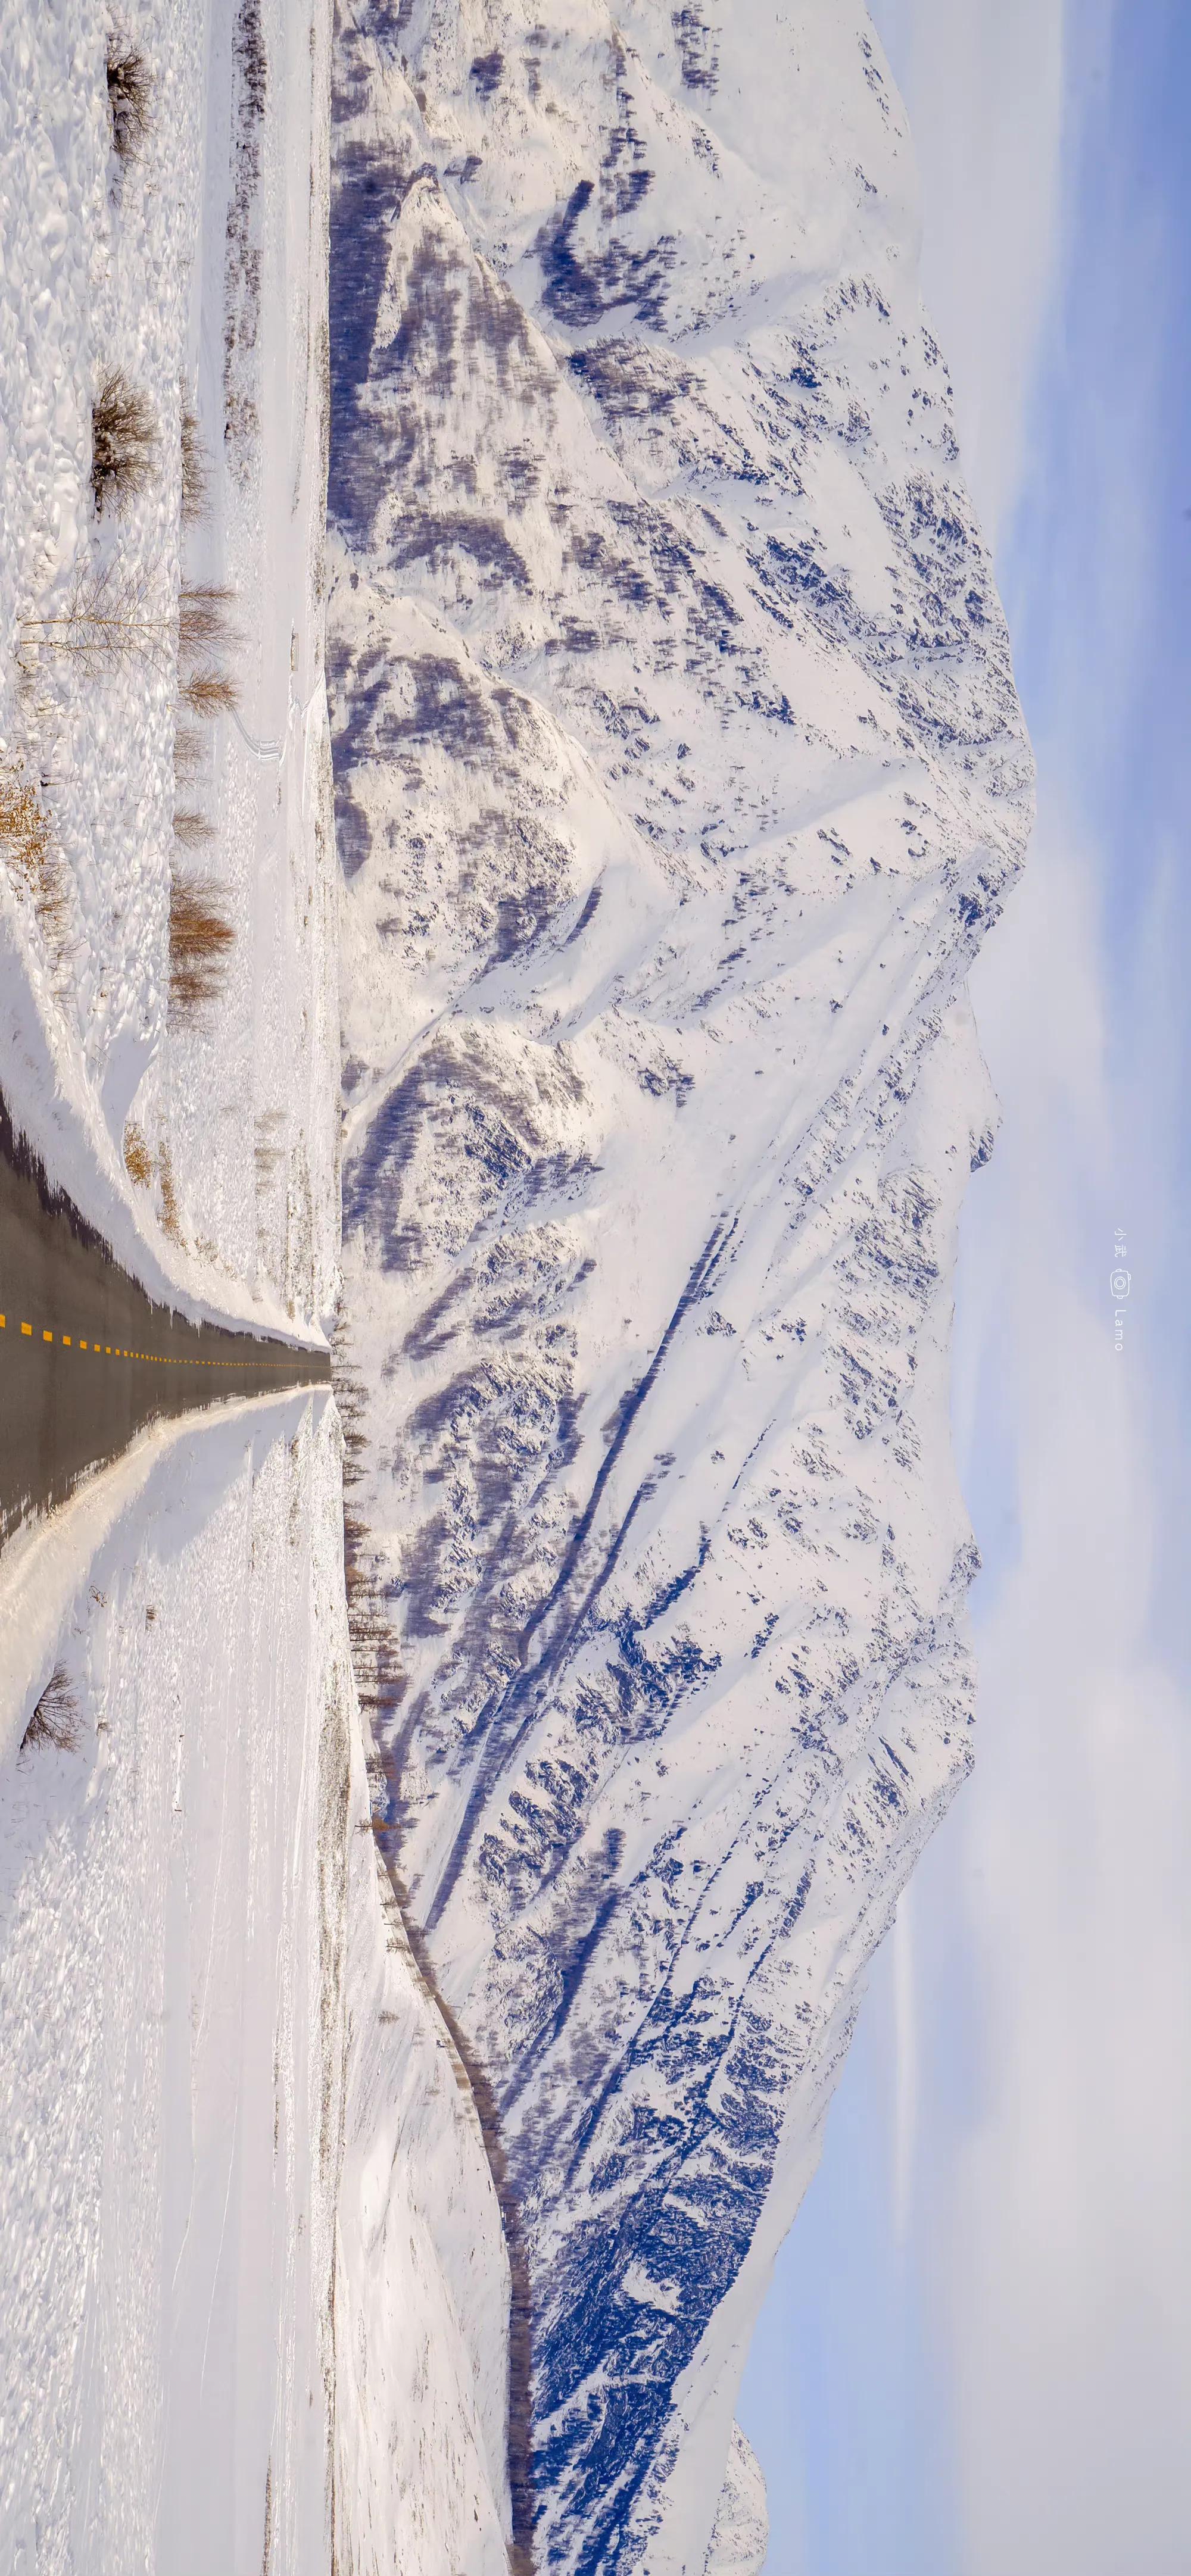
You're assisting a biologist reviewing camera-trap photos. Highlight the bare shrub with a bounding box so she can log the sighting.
[172,807,216,848]
[0,763,52,889]
[22,1665,80,1754]
[91,369,157,513]
[173,725,204,779]
[0,761,71,954]
[123,1120,153,1186]
[180,402,208,525]
[157,1137,183,1239]
[107,43,152,161]
[169,869,235,1013]
[37,863,71,954]
[177,585,239,658]
[19,567,172,678]
[179,664,240,719]
[255,1108,285,1185]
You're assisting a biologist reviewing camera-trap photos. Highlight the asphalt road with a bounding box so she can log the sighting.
[0,1094,331,1550]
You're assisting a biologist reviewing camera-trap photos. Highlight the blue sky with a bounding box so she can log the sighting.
[740,3,1191,2567]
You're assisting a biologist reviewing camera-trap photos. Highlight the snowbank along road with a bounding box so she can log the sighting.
[0,1092,330,1551]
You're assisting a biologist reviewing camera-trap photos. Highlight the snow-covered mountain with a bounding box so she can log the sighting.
[328,4,1032,2568]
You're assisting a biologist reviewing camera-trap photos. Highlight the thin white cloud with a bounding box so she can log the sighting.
[868,0,1074,542]
[940,798,1191,2575]
[746,18,1190,2574]
[890,1895,917,2255]
[871,8,1191,2569]
[951,1655,1191,2575]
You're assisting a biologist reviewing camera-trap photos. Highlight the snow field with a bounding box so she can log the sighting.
[0,0,337,1340]
[0,1397,347,2572]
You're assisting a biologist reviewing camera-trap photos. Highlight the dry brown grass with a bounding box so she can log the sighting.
[107,43,151,161]
[172,807,216,848]
[169,869,235,1013]
[180,403,208,526]
[91,369,157,513]
[23,1666,80,1754]
[179,664,240,719]
[123,1120,153,1186]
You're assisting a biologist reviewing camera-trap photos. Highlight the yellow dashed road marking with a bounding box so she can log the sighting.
[3,1314,314,1376]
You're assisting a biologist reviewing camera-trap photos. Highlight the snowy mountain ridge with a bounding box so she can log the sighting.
[326,4,1034,2569]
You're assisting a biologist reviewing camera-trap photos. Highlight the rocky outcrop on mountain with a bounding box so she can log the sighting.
[327,3,1032,2568]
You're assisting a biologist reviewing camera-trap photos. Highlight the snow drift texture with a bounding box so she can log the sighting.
[327,4,1033,2569]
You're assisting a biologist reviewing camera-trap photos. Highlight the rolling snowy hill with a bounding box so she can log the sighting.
[328,3,1033,2569]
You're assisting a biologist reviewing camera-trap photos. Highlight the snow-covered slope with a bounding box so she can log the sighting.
[329,2,1032,2568]
[334,1818,513,2576]
[704,2425,768,2576]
